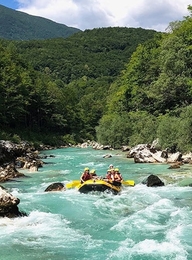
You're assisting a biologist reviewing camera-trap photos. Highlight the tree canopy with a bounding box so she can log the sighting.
[1,6,192,152]
[96,5,192,152]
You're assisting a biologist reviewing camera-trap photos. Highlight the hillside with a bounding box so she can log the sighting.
[0,4,81,40]
[16,27,158,84]
[0,26,158,144]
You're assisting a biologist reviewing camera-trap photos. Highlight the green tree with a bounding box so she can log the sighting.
[177,105,192,152]
[149,35,191,113]
[156,114,179,152]
[128,111,158,146]
[96,113,131,148]
[105,34,162,115]
[0,43,33,127]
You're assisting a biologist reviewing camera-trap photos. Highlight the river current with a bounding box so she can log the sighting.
[1,147,192,260]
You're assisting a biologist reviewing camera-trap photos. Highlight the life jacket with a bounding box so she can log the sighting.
[106,172,113,180]
[114,173,122,182]
[82,172,91,181]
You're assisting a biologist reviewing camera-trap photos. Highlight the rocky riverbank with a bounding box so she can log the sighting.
[1,139,192,184]
[0,140,54,217]
[0,140,57,182]
[78,140,192,165]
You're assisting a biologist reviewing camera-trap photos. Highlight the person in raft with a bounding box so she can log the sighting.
[106,169,111,179]
[105,164,114,180]
[113,168,123,186]
[80,167,92,183]
[90,169,98,179]
[106,168,123,186]
[106,168,115,182]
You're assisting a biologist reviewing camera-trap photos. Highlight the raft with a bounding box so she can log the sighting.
[77,179,121,194]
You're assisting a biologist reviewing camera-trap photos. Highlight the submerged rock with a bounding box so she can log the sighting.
[178,178,192,187]
[168,164,181,169]
[44,182,65,192]
[103,154,112,158]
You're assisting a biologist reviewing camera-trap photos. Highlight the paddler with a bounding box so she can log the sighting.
[113,168,123,186]
[90,169,98,179]
[80,167,92,183]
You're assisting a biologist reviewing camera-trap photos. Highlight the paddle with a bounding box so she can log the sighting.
[65,180,80,189]
[122,180,135,186]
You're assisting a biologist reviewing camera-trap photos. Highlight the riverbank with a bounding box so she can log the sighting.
[1,139,192,183]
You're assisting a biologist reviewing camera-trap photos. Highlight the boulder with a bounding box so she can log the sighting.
[103,154,112,158]
[127,142,184,164]
[0,187,27,217]
[166,152,182,163]
[44,182,65,192]
[0,140,46,180]
[142,174,165,187]
[121,146,131,152]
[0,163,25,182]
[168,163,181,169]
[0,140,35,165]
[134,150,158,163]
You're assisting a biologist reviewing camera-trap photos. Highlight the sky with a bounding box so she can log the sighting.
[0,0,191,32]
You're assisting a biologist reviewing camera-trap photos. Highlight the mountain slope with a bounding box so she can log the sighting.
[16,27,158,83]
[0,4,81,40]
[0,25,161,144]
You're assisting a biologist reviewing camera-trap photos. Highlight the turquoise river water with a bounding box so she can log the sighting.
[1,147,192,260]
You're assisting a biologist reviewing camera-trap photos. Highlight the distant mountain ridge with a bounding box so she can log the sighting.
[0,4,81,40]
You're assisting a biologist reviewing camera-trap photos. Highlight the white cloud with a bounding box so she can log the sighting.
[17,0,192,31]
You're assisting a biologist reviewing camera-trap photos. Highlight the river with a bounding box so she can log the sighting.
[1,147,192,260]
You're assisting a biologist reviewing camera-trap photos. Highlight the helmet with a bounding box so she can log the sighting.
[109,164,113,167]
[115,168,119,172]
[90,169,95,174]
[84,167,89,171]
[107,169,111,172]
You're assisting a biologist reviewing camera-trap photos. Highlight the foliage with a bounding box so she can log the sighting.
[128,111,158,146]
[177,105,192,152]
[96,111,157,148]
[96,113,131,148]
[156,114,179,152]
[105,33,164,115]
[1,5,192,152]
[96,6,192,152]
[0,26,157,144]
[15,27,157,84]
[149,35,192,113]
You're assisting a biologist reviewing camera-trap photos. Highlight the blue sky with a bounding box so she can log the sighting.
[0,0,191,31]
[0,0,18,9]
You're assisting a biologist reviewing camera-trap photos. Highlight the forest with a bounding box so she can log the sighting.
[0,5,192,153]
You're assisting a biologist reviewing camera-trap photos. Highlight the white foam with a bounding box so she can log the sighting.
[108,238,188,259]
[0,210,99,250]
[133,239,187,258]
